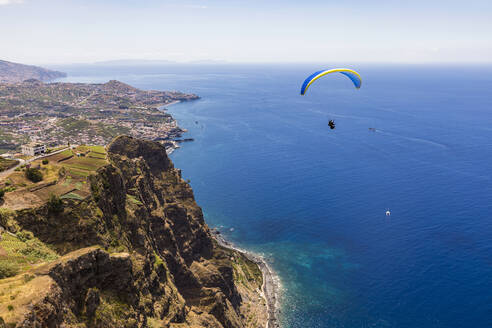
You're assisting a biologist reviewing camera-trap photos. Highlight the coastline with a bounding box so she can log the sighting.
[163,97,280,327]
[165,140,180,155]
[159,101,182,155]
[164,99,181,107]
[212,230,281,328]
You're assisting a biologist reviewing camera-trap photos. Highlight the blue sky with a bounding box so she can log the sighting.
[1,0,491,64]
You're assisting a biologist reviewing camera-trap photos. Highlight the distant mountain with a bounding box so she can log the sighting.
[0,59,66,83]
[93,59,177,66]
[93,59,229,66]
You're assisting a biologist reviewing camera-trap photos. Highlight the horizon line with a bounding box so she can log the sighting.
[38,60,492,67]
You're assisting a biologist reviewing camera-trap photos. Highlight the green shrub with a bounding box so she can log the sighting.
[42,159,49,165]
[16,230,34,242]
[25,167,43,182]
[23,273,35,283]
[7,305,13,311]
[2,186,15,193]
[0,189,4,199]
[47,194,63,214]
[0,208,15,229]
[0,261,19,279]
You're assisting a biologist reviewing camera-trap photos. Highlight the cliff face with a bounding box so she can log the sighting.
[0,136,266,328]
[0,60,66,83]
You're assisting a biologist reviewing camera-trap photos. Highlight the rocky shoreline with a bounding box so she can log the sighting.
[162,100,280,327]
[212,229,281,328]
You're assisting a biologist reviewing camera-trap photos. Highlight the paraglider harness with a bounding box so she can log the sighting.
[328,120,336,129]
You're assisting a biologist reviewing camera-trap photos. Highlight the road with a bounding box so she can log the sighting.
[0,147,70,180]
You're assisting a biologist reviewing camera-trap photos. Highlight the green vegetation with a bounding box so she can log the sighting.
[57,118,91,132]
[153,251,165,270]
[25,167,43,182]
[60,192,84,201]
[89,145,106,153]
[126,194,142,206]
[47,194,63,214]
[62,156,107,172]
[0,188,4,200]
[0,145,107,208]
[0,232,58,278]
[0,158,18,172]
[92,291,135,327]
[95,122,131,139]
[46,146,66,154]
[16,230,33,242]
[2,186,15,193]
[22,273,35,283]
[224,247,263,289]
[88,151,106,159]
[0,208,16,231]
[58,149,73,158]
[66,167,91,178]
[0,261,18,279]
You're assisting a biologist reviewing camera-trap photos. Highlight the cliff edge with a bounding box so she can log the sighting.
[0,136,267,328]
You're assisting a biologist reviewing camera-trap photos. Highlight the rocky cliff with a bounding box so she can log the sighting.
[0,136,266,327]
[0,60,66,83]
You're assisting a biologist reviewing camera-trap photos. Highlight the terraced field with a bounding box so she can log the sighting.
[0,145,107,209]
[0,158,19,172]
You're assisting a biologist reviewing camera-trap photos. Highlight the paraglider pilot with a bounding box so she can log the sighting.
[328,120,336,129]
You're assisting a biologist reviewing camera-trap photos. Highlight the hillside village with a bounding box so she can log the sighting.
[0,79,199,155]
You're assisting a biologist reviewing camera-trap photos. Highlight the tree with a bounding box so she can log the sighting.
[25,167,43,182]
[47,193,63,214]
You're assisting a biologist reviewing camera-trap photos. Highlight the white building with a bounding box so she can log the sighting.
[21,143,46,156]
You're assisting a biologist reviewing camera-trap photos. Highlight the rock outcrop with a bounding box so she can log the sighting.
[0,136,266,328]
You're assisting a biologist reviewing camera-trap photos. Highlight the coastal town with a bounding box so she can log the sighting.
[0,79,199,159]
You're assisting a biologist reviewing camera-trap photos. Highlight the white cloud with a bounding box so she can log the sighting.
[0,0,24,5]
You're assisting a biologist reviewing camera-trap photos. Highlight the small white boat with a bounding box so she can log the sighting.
[385,210,391,216]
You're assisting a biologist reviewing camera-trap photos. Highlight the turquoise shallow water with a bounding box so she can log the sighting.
[59,64,492,328]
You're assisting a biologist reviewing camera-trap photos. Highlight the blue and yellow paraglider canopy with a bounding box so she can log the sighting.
[300,68,362,95]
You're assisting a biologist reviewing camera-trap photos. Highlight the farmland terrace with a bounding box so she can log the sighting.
[0,145,108,210]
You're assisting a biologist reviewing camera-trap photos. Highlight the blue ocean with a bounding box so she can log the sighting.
[58,64,492,328]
